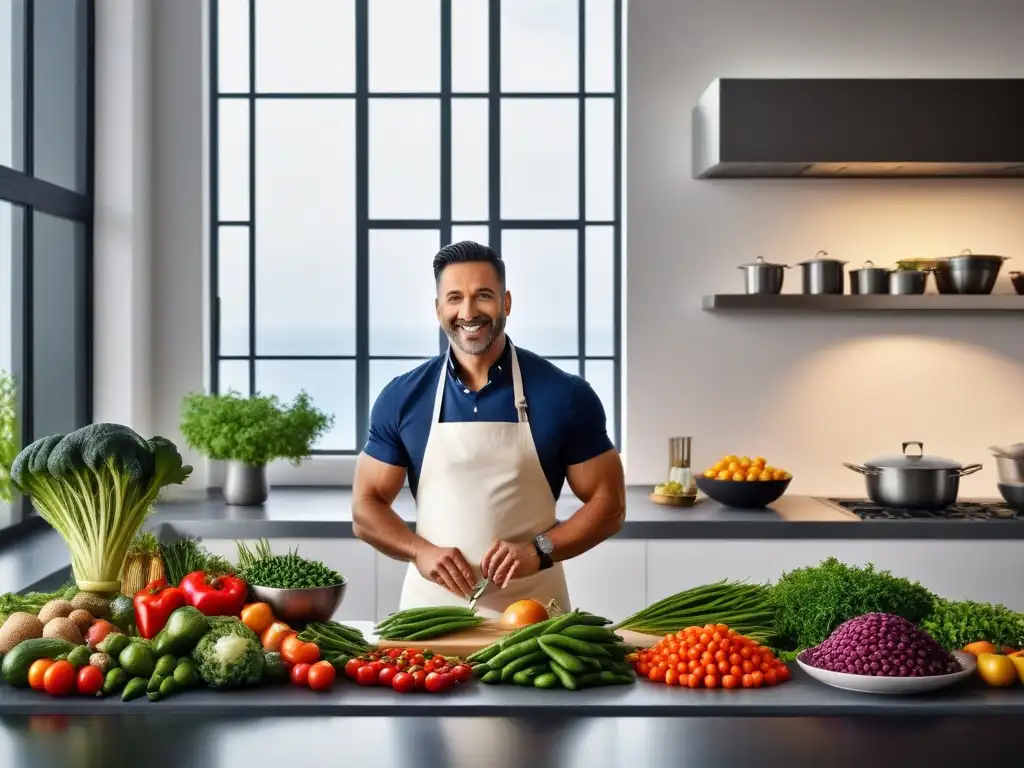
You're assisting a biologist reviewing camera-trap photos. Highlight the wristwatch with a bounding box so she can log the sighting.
[533,533,554,570]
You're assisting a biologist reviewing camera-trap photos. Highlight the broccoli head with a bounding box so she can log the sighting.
[9,423,194,593]
[191,621,264,689]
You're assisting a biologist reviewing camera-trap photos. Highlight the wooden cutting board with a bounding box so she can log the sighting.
[374,620,662,657]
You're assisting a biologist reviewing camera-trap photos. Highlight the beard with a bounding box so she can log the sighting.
[444,311,506,356]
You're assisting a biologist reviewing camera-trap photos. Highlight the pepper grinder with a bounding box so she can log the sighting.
[668,437,696,495]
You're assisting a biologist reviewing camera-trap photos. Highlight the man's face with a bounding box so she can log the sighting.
[435,261,511,355]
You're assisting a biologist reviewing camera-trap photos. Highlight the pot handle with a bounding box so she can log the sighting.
[957,464,983,477]
[843,462,879,476]
[902,441,924,457]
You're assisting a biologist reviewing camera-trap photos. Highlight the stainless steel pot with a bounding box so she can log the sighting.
[738,256,789,294]
[843,441,982,510]
[989,444,1024,485]
[1010,271,1023,295]
[889,269,928,295]
[849,260,890,295]
[798,250,847,295]
[933,249,1008,295]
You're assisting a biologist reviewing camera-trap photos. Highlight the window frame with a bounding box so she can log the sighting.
[0,0,96,532]
[209,0,623,455]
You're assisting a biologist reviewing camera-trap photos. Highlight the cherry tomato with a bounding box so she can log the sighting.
[28,659,55,691]
[378,666,397,687]
[388,648,402,659]
[42,661,76,697]
[76,665,104,696]
[307,661,336,692]
[411,669,427,689]
[423,659,435,673]
[424,672,445,693]
[411,654,425,667]
[356,664,379,686]
[391,671,415,693]
[450,664,472,683]
[290,663,312,686]
[345,658,364,679]
[369,661,384,674]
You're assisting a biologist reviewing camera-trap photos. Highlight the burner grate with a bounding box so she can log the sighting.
[828,498,1020,520]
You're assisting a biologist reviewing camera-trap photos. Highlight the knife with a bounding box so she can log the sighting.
[468,579,488,610]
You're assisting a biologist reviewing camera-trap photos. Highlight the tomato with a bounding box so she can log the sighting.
[369,661,384,674]
[664,668,679,686]
[411,654,425,666]
[763,668,778,686]
[28,659,55,691]
[76,665,104,696]
[43,661,76,697]
[450,664,472,684]
[424,672,453,693]
[423,659,435,673]
[750,671,764,688]
[378,666,397,687]
[434,664,451,675]
[391,671,415,693]
[356,664,379,686]
[411,669,427,689]
[387,648,401,659]
[307,661,336,692]
[281,635,320,665]
[291,663,311,686]
[721,674,739,689]
[703,674,719,689]
[345,658,364,679]
[647,665,665,682]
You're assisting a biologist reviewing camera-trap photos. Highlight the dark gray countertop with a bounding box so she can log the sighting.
[150,486,1024,541]
[0,664,1021,717]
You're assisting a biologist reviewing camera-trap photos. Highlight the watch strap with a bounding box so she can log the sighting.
[533,538,554,570]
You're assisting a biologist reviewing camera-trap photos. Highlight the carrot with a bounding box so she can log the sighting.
[633,623,790,690]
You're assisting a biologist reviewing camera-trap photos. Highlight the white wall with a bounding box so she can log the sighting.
[94,0,1024,494]
[627,0,1024,496]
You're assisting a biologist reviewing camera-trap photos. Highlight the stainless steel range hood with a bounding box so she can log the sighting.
[693,78,1024,179]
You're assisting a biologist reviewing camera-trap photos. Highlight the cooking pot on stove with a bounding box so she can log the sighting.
[843,441,982,510]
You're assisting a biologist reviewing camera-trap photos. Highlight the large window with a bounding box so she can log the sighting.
[0,0,94,529]
[211,0,622,455]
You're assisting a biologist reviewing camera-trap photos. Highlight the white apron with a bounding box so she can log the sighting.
[398,342,571,619]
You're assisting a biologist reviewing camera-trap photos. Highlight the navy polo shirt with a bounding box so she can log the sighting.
[364,338,614,501]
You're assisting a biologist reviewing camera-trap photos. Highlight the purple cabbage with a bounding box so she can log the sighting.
[799,613,961,677]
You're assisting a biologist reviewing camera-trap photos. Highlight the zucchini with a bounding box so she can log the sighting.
[1,639,77,687]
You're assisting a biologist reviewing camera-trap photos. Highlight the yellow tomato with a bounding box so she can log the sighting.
[727,462,740,473]
[977,653,1017,687]
[754,456,766,465]
[703,469,716,479]
[1011,655,1024,684]
[758,470,773,482]
[731,472,745,481]
[723,455,738,464]
[745,471,760,482]
[771,470,786,481]
[717,470,731,480]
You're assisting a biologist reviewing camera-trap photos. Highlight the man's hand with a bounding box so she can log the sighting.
[414,542,477,598]
[481,540,540,587]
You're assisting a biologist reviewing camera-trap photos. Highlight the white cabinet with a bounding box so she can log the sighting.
[562,540,647,622]
[200,538,378,621]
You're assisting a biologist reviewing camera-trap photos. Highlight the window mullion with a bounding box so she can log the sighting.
[355,0,370,448]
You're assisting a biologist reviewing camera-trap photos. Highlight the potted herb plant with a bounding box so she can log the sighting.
[0,371,17,504]
[180,390,333,506]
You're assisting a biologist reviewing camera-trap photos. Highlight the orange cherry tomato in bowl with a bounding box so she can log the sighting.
[307,661,336,692]
[43,661,76,697]
[28,659,55,691]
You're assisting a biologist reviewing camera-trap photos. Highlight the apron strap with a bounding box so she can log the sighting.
[432,341,529,424]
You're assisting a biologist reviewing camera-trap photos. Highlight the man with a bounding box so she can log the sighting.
[352,240,626,617]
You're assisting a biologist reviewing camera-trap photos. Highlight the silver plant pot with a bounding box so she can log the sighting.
[223,460,269,506]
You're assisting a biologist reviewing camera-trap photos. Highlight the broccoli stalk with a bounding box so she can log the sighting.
[10,423,193,593]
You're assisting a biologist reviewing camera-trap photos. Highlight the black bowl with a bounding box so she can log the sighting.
[998,482,1024,512]
[694,476,792,509]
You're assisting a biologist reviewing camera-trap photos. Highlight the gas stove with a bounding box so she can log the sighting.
[828,498,1020,521]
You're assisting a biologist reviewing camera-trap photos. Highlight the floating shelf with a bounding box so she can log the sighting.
[702,294,1024,312]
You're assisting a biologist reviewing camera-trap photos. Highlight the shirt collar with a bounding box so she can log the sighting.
[447,336,512,386]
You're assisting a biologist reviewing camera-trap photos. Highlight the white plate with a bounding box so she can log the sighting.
[796,650,977,694]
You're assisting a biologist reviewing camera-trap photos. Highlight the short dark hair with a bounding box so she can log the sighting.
[433,240,506,288]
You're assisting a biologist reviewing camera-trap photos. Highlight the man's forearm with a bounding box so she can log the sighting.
[545,494,625,562]
[352,497,428,562]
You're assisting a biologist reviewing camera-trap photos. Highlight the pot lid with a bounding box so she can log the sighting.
[991,443,1024,460]
[738,255,787,269]
[797,249,848,266]
[851,259,889,272]
[864,441,963,470]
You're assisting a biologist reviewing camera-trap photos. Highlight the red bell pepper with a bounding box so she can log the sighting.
[179,571,248,617]
[133,579,187,639]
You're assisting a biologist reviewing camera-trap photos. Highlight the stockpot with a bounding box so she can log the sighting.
[843,441,982,510]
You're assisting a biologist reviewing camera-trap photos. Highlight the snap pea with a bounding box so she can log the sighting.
[467,643,501,664]
[147,674,165,694]
[487,637,541,669]
[540,633,610,658]
[577,671,635,688]
[549,661,577,690]
[121,677,147,702]
[480,670,502,684]
[471,663,491,677]
[375,607,475,630]
[497,617,557,649]
[544,611,609,635]
[102,668,128,696]
[537,637,585,673]
[513,663,551,686]
[561,625,621,643]
[599,658,634,675]
[580,656,603,671]
[401,617,485,641]
[500,651,549,682]
[533,672,561,689]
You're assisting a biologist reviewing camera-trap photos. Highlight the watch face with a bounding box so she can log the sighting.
[535,534,554,555]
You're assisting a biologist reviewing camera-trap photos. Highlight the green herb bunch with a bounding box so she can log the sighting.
[180,390,334,466]
[0,371,18,503]
[920,598,1024,650]
[235,538,344,589]
[769,557,936,651]
[159,536,234,586]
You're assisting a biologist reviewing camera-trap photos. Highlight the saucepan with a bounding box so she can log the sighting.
[843,441,982,510]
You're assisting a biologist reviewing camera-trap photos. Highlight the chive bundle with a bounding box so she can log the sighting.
[612,580,776,642]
